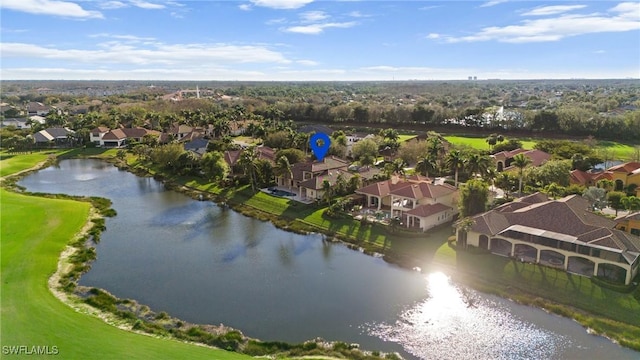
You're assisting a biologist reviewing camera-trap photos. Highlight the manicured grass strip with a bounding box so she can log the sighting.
[0,189,251,360]
[596,141,640,161]
[443,135,537,150]
[0,151,54,177]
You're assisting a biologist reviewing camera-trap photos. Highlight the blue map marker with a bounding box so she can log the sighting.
[310,132,331,161]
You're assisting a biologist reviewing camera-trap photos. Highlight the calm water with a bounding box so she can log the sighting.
[19,159,639,360]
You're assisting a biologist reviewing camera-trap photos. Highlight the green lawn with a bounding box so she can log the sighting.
[443,135,639,161]
[1,156,250,360]
[0,151,55,177]
[443,135,538,151]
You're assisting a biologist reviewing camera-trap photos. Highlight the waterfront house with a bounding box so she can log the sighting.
[569,169,613,187]
[100,127,158,148]
[457,193,640,285]
[275,156,349,198]
[90,127,110,145]
[33,127,75,146]
[356,175,458,231]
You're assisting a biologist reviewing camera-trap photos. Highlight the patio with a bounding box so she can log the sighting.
[260,186,315,204]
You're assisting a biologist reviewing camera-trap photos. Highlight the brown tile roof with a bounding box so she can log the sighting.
[299,169,354,190]
[91,126,110,134]
[102,129,127,140]
[470,192,640,264]
[608,162,640,173]
[355,180,393,197]
[224,150,242,167]
[616,211,640,221]
[406,203,452,218]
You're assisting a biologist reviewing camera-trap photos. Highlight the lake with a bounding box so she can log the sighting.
[18,159,639,360]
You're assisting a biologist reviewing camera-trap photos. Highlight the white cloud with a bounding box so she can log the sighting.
[296,59,319,66]
[348,11,370,18]
[89,33,157,42]
[480,0,508,8]
[99,1,128,10]
[300,10,329,22]
[594,50,606,54]
[442,3,640,43]
[129,0,165,10]
[266,18,287,25]
[0,41,291,66]
[426,33,440,39]
[419,5,441,11]
[250,0,314,10]
[522,5,587,17]
[284,21,356,34]
[0,0,103,19]
[238,4,252,11]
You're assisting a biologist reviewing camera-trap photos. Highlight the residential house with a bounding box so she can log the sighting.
[27,102,51,117]
[168,124,195,141]
[492,148,551,172]
[607,162,640,194]
[184,138,210,157]
[90,127,110,145]
[275,156,349,197]
[298,168,354,201]
[345,133,375,157]
[0,118,30,129]
[100,127,158,148]
[458,193,640,285]
[33,127,75,146]
[356,174,458,231]
[569,169,613,187]
[616,212,640,237]
[29,115,47,125]
[224,146,276,174]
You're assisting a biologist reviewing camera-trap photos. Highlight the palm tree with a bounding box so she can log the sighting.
[391,158,407,177]
[512,153,532,195]
[321,179,333,205]
[275,155,292,188]
[427,136,443,161]
[239,146,260,192]
[445,150,465,188]
[465,153,491,178]
[416,155,437,178]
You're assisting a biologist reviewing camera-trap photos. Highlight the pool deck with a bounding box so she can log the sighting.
[260,187,315,204]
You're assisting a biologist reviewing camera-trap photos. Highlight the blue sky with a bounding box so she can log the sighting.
[1,0,638,80]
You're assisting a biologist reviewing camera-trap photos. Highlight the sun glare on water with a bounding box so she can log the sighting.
[366,272,564,360]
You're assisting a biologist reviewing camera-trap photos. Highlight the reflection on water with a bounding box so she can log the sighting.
[368,272,564,360]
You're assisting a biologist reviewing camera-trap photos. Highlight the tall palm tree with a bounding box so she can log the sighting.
[465,153,491,178]
[391,158,407,177]
[239,146,260,192]
[427,136,443,161]
[512,153,532,195]
[275,155,292,187]
[416,155,437,178]
[446,150,465,188]
[321,179,334,205]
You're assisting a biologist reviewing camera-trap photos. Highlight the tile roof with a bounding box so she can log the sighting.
[299,169,354,190]
[608,162,640,173]
[406,203,452,218]
[470,192,640,264]
[91,126,110,134]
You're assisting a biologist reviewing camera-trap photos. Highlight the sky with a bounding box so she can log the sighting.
[0,0,639,81]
